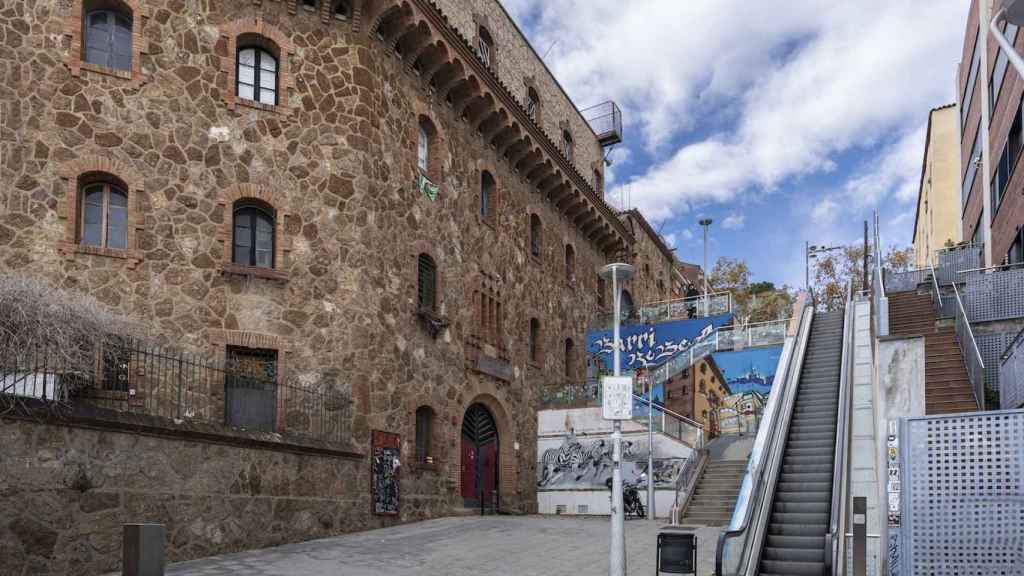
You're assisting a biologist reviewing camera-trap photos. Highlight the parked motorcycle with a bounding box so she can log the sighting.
[606,473,647,519]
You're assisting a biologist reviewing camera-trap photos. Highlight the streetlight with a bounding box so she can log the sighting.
[699,219,713,315]
[805,243,844,291]
[993,1,1024,78]
[599,262,635,576]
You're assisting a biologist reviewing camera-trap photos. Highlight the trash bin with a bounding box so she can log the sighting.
[656,526,696,575]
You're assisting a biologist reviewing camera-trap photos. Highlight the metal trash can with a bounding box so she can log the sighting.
[656,526,696,575]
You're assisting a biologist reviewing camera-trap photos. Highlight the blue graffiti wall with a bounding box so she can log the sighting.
[711,347,785,396]
[586,314,733,372]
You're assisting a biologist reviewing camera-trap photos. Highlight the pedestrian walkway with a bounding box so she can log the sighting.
[161,516,721,576]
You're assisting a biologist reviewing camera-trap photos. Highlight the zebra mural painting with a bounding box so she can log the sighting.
[537,433,686,488]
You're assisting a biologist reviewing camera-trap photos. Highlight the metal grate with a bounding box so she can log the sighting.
[417,253,437,311]
[1002,330,1024,409]
[977,332,1017,393]
[936,244,982,286]
[901,411,1024,575]
[577,504,588,514]
[965,268,1024,322]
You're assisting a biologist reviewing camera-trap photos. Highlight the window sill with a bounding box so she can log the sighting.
[59,242,142,267]
[477,214,497,230]
[79,61,133,81]
[236,97,289,116]
[222,263,289,282]
[528,253,542,265]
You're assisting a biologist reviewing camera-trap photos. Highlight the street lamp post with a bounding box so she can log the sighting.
[805,243,844,294]
[993,1,1024,78]
[600,262,635,576]
[699,219,713,315]
[644,371,655,522]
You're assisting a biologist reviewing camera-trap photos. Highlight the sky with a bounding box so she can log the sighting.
[500,0,971,288]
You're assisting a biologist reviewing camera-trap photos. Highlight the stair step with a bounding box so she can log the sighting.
[762,546,826,564]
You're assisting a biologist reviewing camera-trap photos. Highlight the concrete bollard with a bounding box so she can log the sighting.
[123,523,166,576]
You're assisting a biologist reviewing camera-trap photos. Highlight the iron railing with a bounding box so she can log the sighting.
[581,101,622,146]
[1000,327,1024,410]
[632,393,705,450]
[872,217,889,337]
[0,337,352,445]
[590,291,733,330]
[952,283,985,410]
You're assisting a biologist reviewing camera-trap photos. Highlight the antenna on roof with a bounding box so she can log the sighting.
[542,40,559,59]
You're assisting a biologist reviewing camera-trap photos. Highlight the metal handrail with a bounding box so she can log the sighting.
[952,282,986,410]
[828,281,855,574]
[929,261,943,314]
[716,301,813,575]
[956,261,1024,275]
[632,393,706,450]
[640,291,734,310]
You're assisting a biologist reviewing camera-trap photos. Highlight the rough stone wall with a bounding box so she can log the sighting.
[0,418,368,576]
[0,0,622,571]
[623,212,675,305]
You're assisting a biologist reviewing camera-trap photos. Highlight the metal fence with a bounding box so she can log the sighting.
[952,283,985,410]
[895,410,1024,575]
[0,338,352,445]
[964,265,1024,323]
[884,268,929,293]
[934,243,983,285]
[1001,328,1024,409]
[581,101,623,145]
[632,394,705,449]
[591,292,733,330]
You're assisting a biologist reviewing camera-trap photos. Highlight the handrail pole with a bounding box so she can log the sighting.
[828,281,855,574]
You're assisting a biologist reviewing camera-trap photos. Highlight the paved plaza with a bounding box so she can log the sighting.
[163,516,721,576]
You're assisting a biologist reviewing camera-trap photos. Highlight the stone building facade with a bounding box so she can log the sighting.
[0,0,637,573]
[663,355,729,438]
[621,209,685,304]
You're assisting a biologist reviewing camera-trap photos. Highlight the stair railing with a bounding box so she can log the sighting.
[952,282,985,410]
[716,301,814,576]
[631,393,706,450]
[828,281,855,575]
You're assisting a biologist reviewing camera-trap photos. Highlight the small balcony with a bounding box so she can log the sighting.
[582,101,623,147]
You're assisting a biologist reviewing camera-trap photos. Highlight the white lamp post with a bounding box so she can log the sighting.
[600,262,634,576]
[994,1,1024,78]
[699,219,713,315]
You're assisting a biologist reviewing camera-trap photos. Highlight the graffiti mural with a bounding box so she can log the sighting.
[372,431,400,515]
[587,314,733,372]
[711,347,784,396]
[537,434,686,489]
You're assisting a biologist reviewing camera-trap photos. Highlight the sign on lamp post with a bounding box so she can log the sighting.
[602,376,633,420]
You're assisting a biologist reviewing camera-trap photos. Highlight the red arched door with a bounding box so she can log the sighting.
[461,403,498,508]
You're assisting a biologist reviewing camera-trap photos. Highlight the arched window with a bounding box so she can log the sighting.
[529,214,542,257]
[232,202,275,268]
[526,87,539,122]
[562,130,574,163]
[332,0,352,19]
[79,181,128,249]
[480,171,496,220]
[417,116,440,182]
[478,26,494,67]
[415,406,434,463]
[564,244,575,282]
[621,289,634,317]
[564,338,575,379]
[237,46,278,106]
[417,253,437,312]
[84,8,133,71]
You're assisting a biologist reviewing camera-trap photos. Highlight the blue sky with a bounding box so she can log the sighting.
[501,0,971,288]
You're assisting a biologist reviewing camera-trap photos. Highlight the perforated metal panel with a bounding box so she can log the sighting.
[901,411,1024,575]
[1001,332,1024,410]
[965,268,1024,322]
[977,332,1017,393]
[936,245,982,286]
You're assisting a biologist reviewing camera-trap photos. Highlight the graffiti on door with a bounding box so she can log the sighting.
[372,430,400,515]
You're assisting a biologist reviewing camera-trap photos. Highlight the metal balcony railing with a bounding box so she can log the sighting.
[952,283,985,410]
[581,101,623,146]
[1001,327,1024,409]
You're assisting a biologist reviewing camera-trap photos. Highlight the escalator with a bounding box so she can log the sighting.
[758,311,843,576]
[717,287,854,576]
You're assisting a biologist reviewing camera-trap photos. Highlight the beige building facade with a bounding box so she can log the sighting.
[913,104,963,267]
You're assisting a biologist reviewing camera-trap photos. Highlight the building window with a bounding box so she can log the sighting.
[332,0,352,19]
[84,9,133,71]
[961,29,980,130]
[232,201,275,268]
[224,346,278,433]
[991,97,1024,221]
[415,406,434,463]
[562,130,574,163]
[564,244,575,282]
[564,338,575,379]
[237,46,278,106]
[478,26,493,67]
[526,87,539,122]
[1008,227,1024,265]
[529,318,541,364]
[417,116,442,183]
[529,214,542,257]
[79,182,129,250]
[300,0,318,10]
[417,253,437,312]
[597,275,606,308]
[621,289,634,317]
[480,170,496,221]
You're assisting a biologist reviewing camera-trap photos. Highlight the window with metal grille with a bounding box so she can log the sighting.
[478,27,493,67]
[232,202,275,268]
[237,46,278,106]
[529,318,540,363]
[80,182,128,250]
[417,253,437,312]
[415,406,433,463]
[562,130,574,163]
[480,171,495,220]
[224,346,278,433]
[529,214,542,257]
[85,9,133,71]
[564,338,575,379]
[564,244,575,282]
[526,87,539,122]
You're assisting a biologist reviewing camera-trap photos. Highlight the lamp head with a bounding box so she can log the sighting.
[600,263,635,282]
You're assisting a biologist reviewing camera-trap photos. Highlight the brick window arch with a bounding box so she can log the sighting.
[65,0,147,85]
[59,157,144,266]
[232,200,276,268]
[218,184,290,281]
[220,19,295,114]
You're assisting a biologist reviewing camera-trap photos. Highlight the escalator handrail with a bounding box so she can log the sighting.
[827,281,855,574]
[716,304,814,576]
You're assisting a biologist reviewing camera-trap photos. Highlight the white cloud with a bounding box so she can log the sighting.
[811,197,840,224]
[722,213,746,230]
[662,233,678,248]
[504,0,967,224]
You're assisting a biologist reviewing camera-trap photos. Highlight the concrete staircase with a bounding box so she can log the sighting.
[758,311,844,576]
[887,291,978,414]
[680,459,747,526]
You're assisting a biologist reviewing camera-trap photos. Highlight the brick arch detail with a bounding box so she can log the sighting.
[64,0,149,87]
[404,397,445,466]
[219,18,297,115]
[455,389,519,504]
[57,155,146,267]
[217,183,291,280]
[412,100,447,185]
